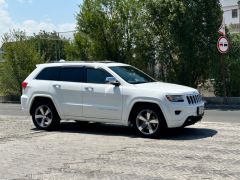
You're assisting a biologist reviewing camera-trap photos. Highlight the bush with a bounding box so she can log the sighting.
[0,31,44,96]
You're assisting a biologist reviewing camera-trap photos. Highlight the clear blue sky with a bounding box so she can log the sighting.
[0,0,83,42]
[7,0,81,24]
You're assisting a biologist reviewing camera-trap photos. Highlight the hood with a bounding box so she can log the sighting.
[134,82,198,94]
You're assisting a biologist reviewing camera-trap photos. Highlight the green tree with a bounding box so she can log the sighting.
[73,0,222,87]
[213,33,240,96]
[73,0,144,63]
[0,31,44,95]
[31,31,66,62]
[146,0,222,87]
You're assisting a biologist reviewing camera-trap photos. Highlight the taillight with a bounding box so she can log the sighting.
[22,82,28,89]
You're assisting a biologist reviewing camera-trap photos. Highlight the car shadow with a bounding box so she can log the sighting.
[162,127,217,140]
[32,121,217,140]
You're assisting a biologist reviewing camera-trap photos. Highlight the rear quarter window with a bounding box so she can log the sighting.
[35,67,60,81]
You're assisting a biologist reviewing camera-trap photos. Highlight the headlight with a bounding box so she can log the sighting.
[166,95,184,102]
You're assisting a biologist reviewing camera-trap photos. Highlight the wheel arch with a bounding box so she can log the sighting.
[127,101,168,127]
[29,95,62,118]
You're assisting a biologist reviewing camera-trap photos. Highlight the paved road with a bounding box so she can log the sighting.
[0,103,240,179]
[0,103,24,116]
[1,103,240,123]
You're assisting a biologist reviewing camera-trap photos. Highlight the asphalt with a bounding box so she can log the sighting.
[0,103,240,124]
[1,103,240,179]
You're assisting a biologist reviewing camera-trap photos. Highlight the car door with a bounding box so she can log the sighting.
[52,66,84,117]
[82,67,123,121]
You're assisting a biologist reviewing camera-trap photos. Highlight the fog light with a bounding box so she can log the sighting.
[175,110,181,115]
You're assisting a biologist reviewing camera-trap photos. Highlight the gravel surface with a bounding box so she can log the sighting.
[0,115,240,180]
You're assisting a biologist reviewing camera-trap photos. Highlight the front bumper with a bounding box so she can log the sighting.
[162,101,205,128]
[182,115,203,127]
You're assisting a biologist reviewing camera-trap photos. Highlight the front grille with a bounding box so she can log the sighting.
[186,94,202,105]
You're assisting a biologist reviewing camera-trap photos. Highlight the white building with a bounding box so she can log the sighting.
[0,49,4,62]
[221,0,240,32]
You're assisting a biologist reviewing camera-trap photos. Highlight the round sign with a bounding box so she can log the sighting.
[217,36,229,53]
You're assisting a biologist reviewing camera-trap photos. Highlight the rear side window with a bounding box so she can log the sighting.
[59,67,84,82]
[35,67,60,81]
[86,68,113,84]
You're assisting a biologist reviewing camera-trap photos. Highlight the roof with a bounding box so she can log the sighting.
[221,0,239,7]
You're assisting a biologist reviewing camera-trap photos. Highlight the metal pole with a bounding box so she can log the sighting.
[221,54,227,102]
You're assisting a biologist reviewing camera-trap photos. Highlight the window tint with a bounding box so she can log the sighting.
[86,68,113,84]
[36,67,60,81]
[59,67,84,82]
[110,66,155,84]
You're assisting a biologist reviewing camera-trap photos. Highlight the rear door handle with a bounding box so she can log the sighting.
[53,84,61,89]
[85,87,94,92]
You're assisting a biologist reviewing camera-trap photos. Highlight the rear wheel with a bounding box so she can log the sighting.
[133,106,166,138]
[31,101,60,130]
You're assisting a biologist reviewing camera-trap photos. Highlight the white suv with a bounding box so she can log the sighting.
[21,61,204,138]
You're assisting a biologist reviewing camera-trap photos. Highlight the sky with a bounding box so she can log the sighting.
[0,0,82,45]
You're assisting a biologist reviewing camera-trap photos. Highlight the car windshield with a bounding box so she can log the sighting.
[109,66,156,84]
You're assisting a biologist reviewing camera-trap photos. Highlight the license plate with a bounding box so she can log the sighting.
[197,106,204,116]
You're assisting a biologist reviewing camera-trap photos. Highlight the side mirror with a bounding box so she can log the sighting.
[105,77,120,86]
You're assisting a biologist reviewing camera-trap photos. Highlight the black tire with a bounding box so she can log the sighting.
[132,105,167,138]
[31,100,60,130]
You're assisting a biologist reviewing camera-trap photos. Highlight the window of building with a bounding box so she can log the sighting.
[232,9,238,18]
[59,67,84,82]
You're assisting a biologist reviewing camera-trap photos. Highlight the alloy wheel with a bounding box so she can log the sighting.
[136,109,159,135]
[34,105,53,128]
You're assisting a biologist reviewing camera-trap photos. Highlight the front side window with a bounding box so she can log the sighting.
[59,67,84,82]
[232,9,238,18]
[110,66,155,84]
[86,68,113,84]
[35,67,60,81]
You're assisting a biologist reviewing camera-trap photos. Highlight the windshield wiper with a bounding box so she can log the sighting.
[130,81,148,84]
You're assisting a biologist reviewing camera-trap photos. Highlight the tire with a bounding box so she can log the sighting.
[31,100,60,130]
[132,105,167,138]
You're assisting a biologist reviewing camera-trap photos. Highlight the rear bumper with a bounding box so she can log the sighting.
[21,95,30,115]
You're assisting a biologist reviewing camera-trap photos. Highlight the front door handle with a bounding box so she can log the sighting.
[53,84,61,89]
[85,87,94,92]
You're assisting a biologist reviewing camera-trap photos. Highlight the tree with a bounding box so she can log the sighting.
[73,0,222,87]
[31,31,66,62]
[0,31,44,95]
[213,33,240,96]
[146,0,222,87]
[73,0,144,63]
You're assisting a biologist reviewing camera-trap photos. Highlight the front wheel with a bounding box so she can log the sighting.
[133,106,166,138]
[32,101,60,130]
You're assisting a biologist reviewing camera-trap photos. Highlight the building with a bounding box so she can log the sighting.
[221,0,240,32]
[0,49,4,62]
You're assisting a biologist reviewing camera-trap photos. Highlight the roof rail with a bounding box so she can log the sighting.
[52,60,116,63]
